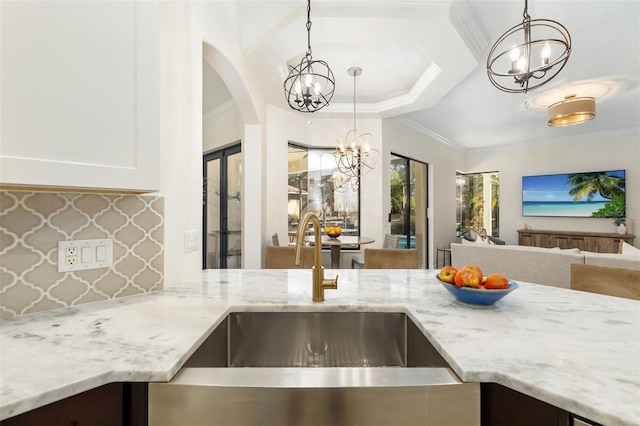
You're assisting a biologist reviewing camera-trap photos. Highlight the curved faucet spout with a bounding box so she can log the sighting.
[294,212,338,302]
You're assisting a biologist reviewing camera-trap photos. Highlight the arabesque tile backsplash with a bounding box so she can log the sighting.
[0,190,164,319]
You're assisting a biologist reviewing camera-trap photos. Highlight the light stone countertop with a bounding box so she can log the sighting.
[1,269,639,425]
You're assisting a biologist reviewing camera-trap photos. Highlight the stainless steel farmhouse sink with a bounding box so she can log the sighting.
[149,312,480,426]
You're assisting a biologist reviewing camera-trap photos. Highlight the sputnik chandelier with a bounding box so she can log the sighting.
[334,67,379,178]
[332,172,359,193]
[283,0,335,113]
[487,0,571,93]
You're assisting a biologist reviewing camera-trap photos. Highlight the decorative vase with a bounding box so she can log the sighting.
[617,223,626,234]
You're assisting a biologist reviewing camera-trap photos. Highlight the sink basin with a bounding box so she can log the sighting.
[149,312,480,426]
[183,311,450,368]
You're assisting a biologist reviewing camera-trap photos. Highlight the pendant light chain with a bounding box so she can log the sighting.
[306,1,312,58]
[352,70,357,132]
[522,0,530,21]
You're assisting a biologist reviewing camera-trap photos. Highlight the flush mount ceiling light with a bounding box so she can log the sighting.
[283,0,335,113]
[335,67,379,178]
[487,0,571,93]
[548,95,596,127]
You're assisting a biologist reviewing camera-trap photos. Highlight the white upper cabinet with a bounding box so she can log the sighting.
[1,1,159,192]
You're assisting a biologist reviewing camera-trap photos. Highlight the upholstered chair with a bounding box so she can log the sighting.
[570,263,640,300]
[363,248,419,269]
[265,246,315,269]
[352,234,400,269]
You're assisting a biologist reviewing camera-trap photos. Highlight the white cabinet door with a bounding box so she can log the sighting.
[1,1,159,192]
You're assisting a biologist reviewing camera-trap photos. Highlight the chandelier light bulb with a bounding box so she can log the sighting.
[510,47,520,62]
[517,56,527,72]
[541,42,551,65]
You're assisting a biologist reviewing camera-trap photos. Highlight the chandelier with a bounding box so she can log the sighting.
[283,0,335,113]
[547,95,595,127]
[487,0,571,93]
[332,172,359,193]
[334,67,379,178]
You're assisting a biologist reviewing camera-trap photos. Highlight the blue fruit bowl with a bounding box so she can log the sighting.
[327,232,341,239]
[436,274,519,306]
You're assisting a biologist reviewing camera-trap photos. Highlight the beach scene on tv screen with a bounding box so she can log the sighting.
[522,170,626,217]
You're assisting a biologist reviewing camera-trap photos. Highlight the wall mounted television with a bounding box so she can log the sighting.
[522,170,626,218]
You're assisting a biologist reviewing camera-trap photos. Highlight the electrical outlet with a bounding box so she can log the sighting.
[58,239,113,272]
[64,246,78,266]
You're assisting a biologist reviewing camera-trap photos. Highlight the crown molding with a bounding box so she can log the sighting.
[467,126,640,154]
[203,99,237,123]
[391,117,466,152]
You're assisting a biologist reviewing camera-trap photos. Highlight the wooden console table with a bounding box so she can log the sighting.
[517,229,635,253]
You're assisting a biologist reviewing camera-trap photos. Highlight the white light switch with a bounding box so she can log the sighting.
[184,230,200,253]
[81,246,93,263]
[96,246,107,262]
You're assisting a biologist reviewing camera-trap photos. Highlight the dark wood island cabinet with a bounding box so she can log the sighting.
[517,229,635,253]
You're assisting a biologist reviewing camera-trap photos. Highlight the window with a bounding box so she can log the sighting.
[288,144,360,245]
[456,171,500,236]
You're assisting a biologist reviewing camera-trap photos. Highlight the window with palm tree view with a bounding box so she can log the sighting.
[456,171,500,237]
[390,154,427,268]
[288,144,360,246]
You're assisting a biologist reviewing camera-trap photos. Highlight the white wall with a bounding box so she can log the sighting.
[466,131,640,246]
[160,1,202,287]
[161,1,267,285]
[383,119,467,267]
[203,102,243,153]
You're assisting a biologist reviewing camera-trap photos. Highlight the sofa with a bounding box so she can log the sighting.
[450,242,640,288]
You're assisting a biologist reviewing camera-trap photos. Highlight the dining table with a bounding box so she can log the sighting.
[304,235,375,269]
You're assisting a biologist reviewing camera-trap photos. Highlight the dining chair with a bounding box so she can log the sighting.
[570,263,640,300]
[265,246,315,269]
[363,248,419,269]
[352,234,400,269]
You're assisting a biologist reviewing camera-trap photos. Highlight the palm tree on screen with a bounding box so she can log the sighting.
[566,172,624,202]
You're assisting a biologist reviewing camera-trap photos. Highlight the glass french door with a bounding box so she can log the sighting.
[203,143,242,269]
[390,154,428,268]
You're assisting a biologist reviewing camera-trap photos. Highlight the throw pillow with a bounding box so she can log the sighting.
[620,241,640,256]
[473,234,492,244]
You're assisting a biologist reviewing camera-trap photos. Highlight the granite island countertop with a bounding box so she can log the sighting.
[1,269,639,425]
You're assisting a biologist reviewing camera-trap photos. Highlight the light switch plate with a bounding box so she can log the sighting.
[184,230,200,253]
[58,239,113,272]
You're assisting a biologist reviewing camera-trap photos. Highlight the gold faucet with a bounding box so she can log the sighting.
[294,212,338,302]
